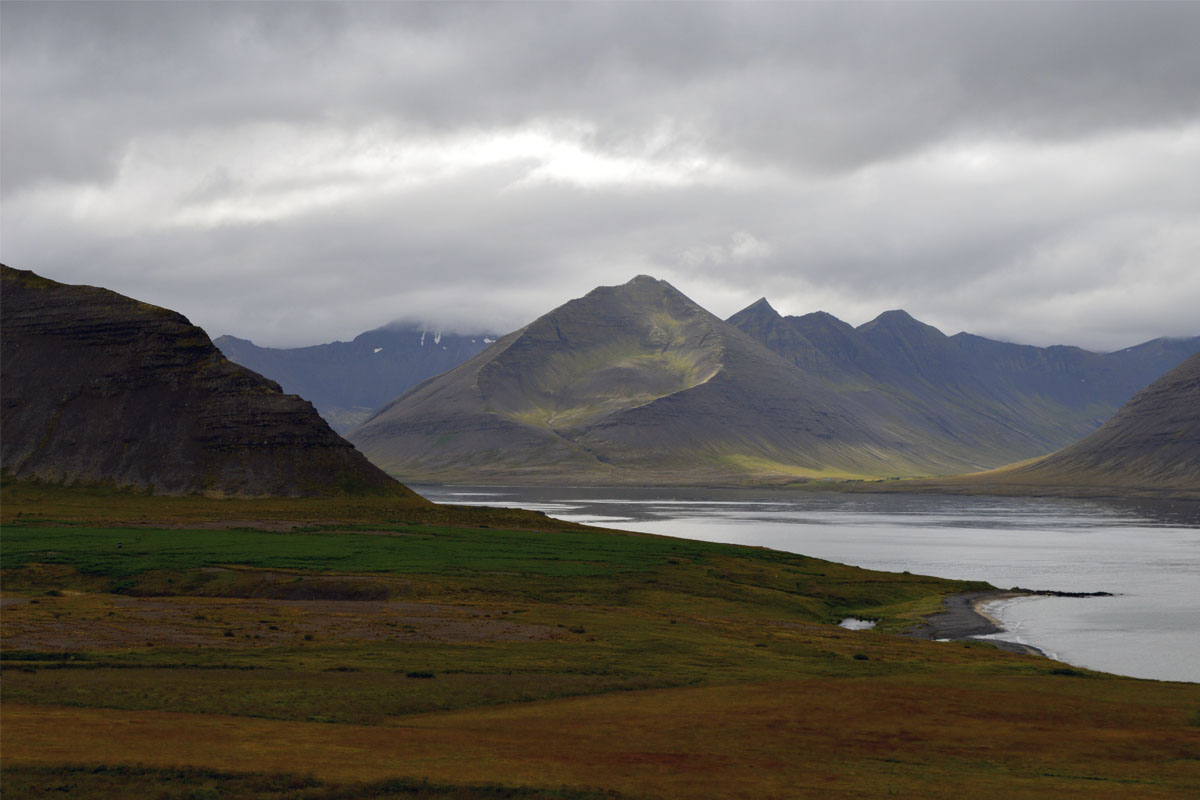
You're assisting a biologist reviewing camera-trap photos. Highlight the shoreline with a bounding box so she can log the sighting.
[904,586,1114,656]
[904,590,1048,656]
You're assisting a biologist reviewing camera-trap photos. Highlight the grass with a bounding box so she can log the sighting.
[0,667,678,724]
[3,481,1199,798]
[0,523,683,579]
[0,522,982,627]
[0,764,631,800]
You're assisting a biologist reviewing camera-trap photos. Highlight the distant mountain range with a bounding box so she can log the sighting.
[981,353,1199,496]
[346,276,1199,485]
[0,265,416,498]
[728,298,1198,471]
[5,266,1194,493]
[215,326,497,433]
[886,352,1200,499]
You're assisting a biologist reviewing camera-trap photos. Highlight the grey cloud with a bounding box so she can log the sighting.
[7,2,1200,189]
[2,1,1198,353]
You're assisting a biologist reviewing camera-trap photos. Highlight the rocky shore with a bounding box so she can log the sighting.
[904,588,1113,657]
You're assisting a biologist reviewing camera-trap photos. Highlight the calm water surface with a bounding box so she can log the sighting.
[416,485,1200,683]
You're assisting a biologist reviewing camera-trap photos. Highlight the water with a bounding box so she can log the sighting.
[838,618,877,630]
[417,485,1200,682]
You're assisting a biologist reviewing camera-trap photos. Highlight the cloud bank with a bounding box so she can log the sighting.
[3,1,1198,350]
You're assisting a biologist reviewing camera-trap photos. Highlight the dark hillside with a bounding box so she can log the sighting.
[1002,352,1200,492]
[871,353,1200,499]
[1,265,419,499]
[729,300,1199,467]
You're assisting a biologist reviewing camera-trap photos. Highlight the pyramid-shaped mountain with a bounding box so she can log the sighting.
[728,299,1199,467]
[350,276,976,483]
[1,265,419,499]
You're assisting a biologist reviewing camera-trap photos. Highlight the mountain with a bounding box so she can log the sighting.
[728,299,1199,468]
[215,326,497,433]
[994,352,1200,494]
[892,353,1200,499]
[0,265,418,499]
[348,277,1009,484]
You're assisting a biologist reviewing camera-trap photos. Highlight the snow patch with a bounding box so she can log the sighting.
[434,332,442,345]
[483,337,495,344]
[373,347,383,354]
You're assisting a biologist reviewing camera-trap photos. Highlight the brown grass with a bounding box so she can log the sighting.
[4,480,1198,798]
[5,676,1199,799]
[0,591,563,651]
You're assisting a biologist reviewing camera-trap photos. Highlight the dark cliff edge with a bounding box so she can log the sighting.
[1,265,422,499]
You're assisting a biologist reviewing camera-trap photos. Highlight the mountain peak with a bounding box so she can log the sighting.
[868,309,918,325]
[792,310,853,329]
[729,297,781,323]
[857,309,948,341]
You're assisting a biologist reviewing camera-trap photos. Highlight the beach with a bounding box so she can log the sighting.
[905,590,1047,656]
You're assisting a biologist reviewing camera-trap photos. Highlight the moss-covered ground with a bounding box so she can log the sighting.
[2,483,1198,798]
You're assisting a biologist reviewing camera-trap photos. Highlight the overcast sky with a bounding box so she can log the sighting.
[3,2,1198,351]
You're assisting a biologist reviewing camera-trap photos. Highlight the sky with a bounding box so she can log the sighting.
[3,1,1198,352]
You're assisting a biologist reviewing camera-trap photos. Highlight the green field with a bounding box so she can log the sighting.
[3,485,1198,798]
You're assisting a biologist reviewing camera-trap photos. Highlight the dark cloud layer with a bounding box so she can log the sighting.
[3,1,1198,350]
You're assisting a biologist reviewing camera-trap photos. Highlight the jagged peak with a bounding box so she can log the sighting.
[792,310,850,326]
[728,297,780,322]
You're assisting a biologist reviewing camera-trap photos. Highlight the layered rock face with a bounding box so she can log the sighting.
[1,265,417,498]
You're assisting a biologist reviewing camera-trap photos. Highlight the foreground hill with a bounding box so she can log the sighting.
[728,298,1199,468]
[215,325,497,433]
[0,265,416,498]
[349,277,1032,484]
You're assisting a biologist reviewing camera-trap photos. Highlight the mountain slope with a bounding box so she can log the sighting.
[728,299,1199,468]
[1,265,419,499]
[884,352,1200,499]
[215,326,497,433]
[350,277,972,484]
[998,352,1200,492]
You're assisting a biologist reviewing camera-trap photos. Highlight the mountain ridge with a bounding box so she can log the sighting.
[727,297,1199,468]
[214,324,498,433]
[879,352,1200,499]
[350,277,1043,484]
[1,265,418,499]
